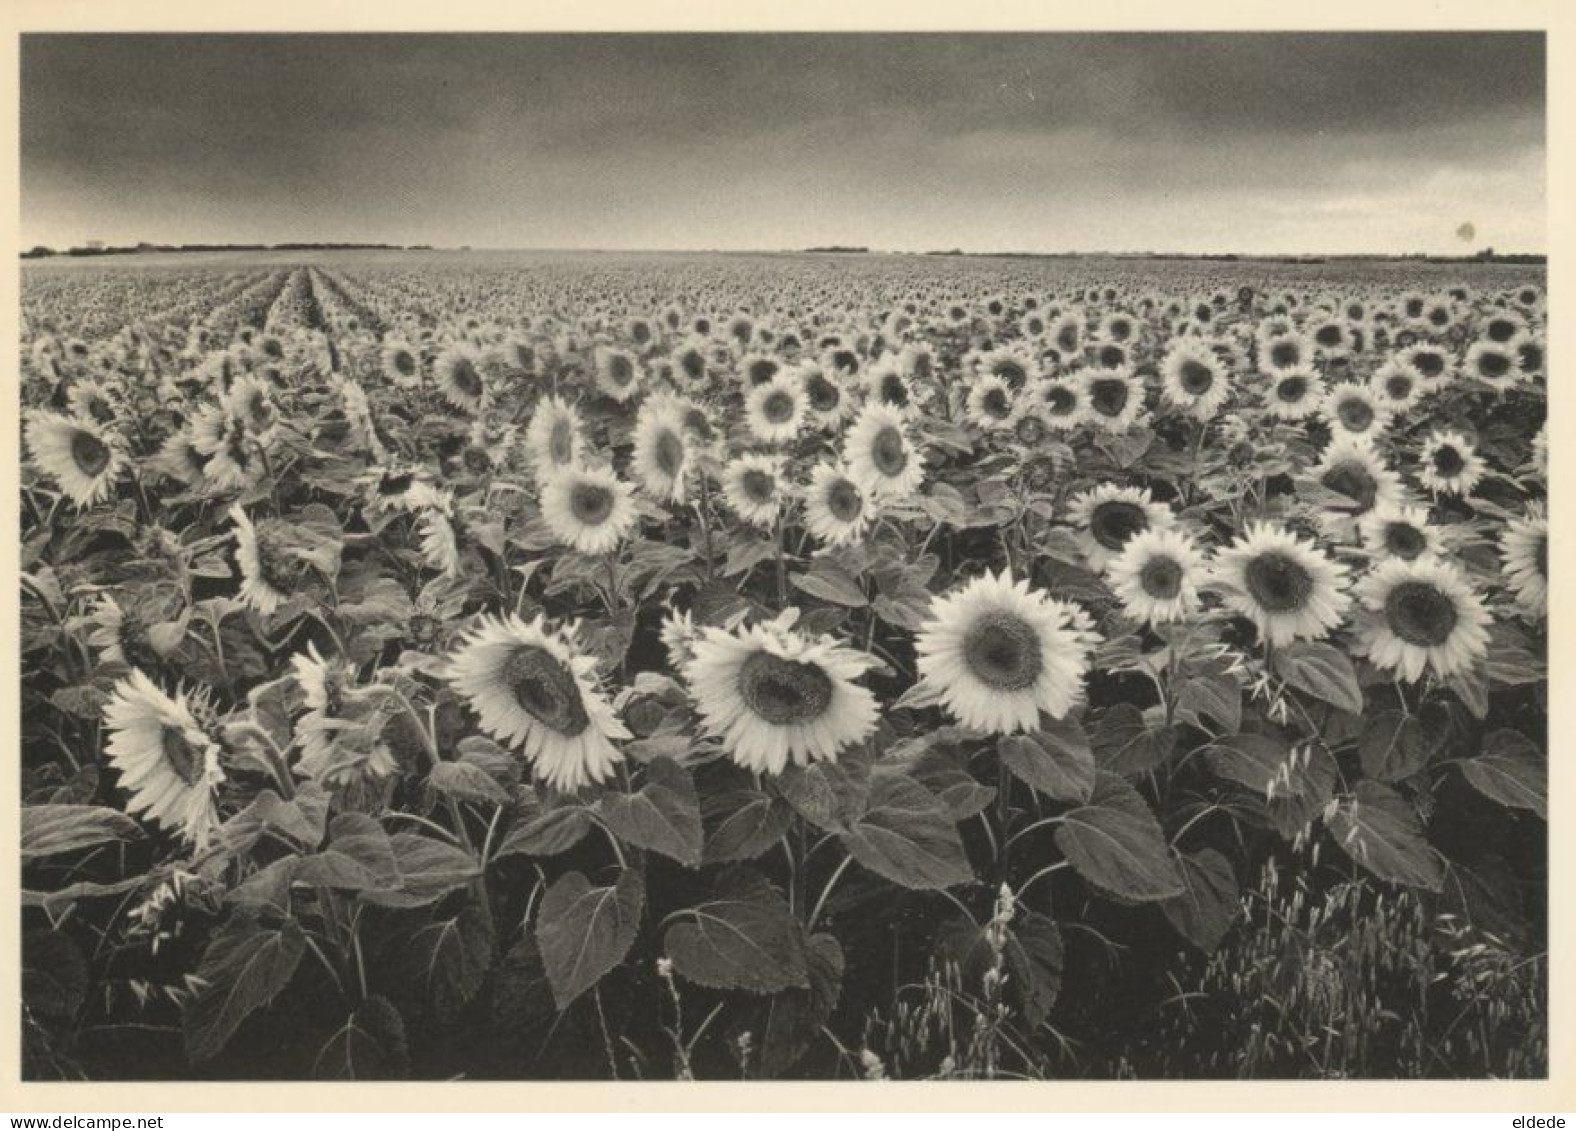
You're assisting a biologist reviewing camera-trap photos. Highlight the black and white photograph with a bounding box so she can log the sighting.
[16,27,1551,1088]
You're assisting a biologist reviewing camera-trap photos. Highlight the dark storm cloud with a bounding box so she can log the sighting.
[20,33,1546,254]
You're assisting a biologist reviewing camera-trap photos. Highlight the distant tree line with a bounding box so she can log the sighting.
[22,242,434,259]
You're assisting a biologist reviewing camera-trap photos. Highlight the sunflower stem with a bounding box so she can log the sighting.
[807,853,854,932]
[773,513,789,610]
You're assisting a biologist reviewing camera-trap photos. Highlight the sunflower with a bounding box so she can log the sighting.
[1321,382,1389,442]
[66,377,121,425]
[744,372,807,444]
[804,461,873,547]
[671,338,712,391]
[1312,436,1403,525]
[1354,558,1491,682]
[595,346,643,402]
[524,394,583,485]
[975,347,1035,390]
[966,373,1017,431]
[913,570,1092,733]
[1511,332,1545,382]
[1500,503,1547,616]
[446,614,628,792]
[1417,430,1485,497]
[1359,503,1444,563]
[1106,528,1207,626]
[1081,366,1145,432]
[435,345,488,412]
[864,359,918,417]
[685,612,878,774]
[631,397,692,503]
[381,338,424,389]
[540,464,637,555]
[1035,376,1088,432]
[799,362,853,428]
[102,670,225,848]
[417,504,463,577]
[24,411,126,508]
[740,353,783,389]
[1259,331,1313,374]
[1048,312,1084,358]
[232,505,311,616]
[1065,484,1175,571]
[85,596,166,670]
[1211,523,1351,647]
[720,453,785,529]
[1396,343,1453,392]
[1160,338,1230,420]
[845,402,925,500]
[224,372,279,440]
[1463,339,1522,392]
[1263,366,1326,420]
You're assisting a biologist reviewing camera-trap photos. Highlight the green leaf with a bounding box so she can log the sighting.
[777,760,870,833]
[999,720,1095,803]
[535,867,645,1010]
[220,785,329,853]
[1202,732,1296,794]
[402,899,496,1023]
[755,933,844,1078]
[313,995,409,1080]
[936,910,1064,1029]
[703,789,793,864]
[1275,641,1362,714]
[1462,729,1545,818]
[837,770,973,891]
[1054,773,1184,903]
[22,804,140,860]
[596,757,703,868]
[1326,781,1444,892]
[790,566,868,608]
[428,759,511,808]
[1091,703,1177,777]
[294,812,400,891]
[1160,848,1239,954]
[183,913,307,1062]
[1357,711,1432,783]
[23,927,88,1026]
[494,792,594,860]
[665,867,810,994]
[360,832,480,909]
[1174,670,1242,734]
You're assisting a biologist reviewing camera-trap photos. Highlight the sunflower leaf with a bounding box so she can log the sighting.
[665,866,809,994]
[837,769,973,890]
[1054,773,1184,902]
[1326,781,1445,892]
[22,804,141,860]
[1462,729,1545,818]
[1273,641,1364,715]
[535,867,645,1011]
[596,756,703,868]
[183,912,307,1063]
[313,995,409,1081]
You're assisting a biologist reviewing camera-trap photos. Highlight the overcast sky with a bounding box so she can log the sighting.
[20,33,1546,255]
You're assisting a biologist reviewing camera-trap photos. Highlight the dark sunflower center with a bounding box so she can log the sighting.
[1321,462,1378,514]
[870,425,908,477]
[1270,341,1300,369]
[1090,500,1149,550]
[1535,534,1547,577]
[994,361,1026,386]
[1179,360,1214,395]
[393,350,416,376]
[681,351,705,380]
[451,358,483,397]
[762,389,796,424]
[1098,345,1126,369]
[1139,555,1184,599]
[160,726,206,787]
[1015,415,1047,445]
[608,356,634,386]
[1315,325,1342,347]
[826,478,863,522]
[1429,307,1450,327]
[1045,385,1076,415]
[962,611,1044,692]
[69,428,111,476]
[1337,396,1375,431]
[257,539,304,594]
[1090,377,1129,416]
[1056,325,1079,352]
[1384,522,1427,560]
[654,428,685,477]
[1276,375,1308,403]
[1432,445,1465,477]
[879,373,910,408]
[1384,580,1458,648]
[1487,318,1517,343]
[741,468,776,505]
[503,645,590,736]
[1518,342,1543,372]
[569,481,614,525]
[911,353,934,381]
[1109,320,1132,342]
[748,359,778,386]
[806,371,840,412]
[1410,351,1444,378]
[831,350,858,374]
[736,650,834,725]
[981,387,1011,419]
[1243,551,1315,613]
[1477,350,1511,379]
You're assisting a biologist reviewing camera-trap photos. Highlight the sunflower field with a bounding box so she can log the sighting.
[19,251,1548,1081]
